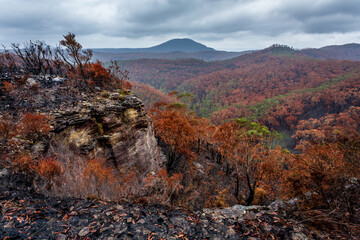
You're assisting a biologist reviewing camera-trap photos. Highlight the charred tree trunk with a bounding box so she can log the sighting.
[245,172,256,206]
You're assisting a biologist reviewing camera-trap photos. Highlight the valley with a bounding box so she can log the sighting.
[1,34,359,239]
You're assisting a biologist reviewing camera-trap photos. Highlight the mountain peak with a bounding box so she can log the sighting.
[149,38,215,53]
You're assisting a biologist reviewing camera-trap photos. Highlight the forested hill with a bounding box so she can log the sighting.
[300,43,360,61]
[128,44,360,149]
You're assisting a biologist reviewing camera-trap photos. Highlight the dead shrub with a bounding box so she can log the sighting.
[143,168,183,205]
[12,155,34,171]
[282,144,360,231]
[82,158,115,198]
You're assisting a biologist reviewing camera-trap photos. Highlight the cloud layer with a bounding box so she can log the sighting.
[0,0,359,50]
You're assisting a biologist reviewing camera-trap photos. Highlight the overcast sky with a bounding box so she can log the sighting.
[0,0,359,51]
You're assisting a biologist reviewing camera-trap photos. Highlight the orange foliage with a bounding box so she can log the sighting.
[20,113,50,138]
[213,119,282,205]
[294,106,360,148]
[150,103,197,167]
[10,155,62,180]
[282,144,346,201]
[131,82,177,109]
[35,158,62,180]
[262,74,360,131]
[12,155,34,171]
[83,61,112,87]
[124,52,359,111]
[83,158,114,185]
[281,143,360,229]
[124,81,132,90]
[2,81,15,92]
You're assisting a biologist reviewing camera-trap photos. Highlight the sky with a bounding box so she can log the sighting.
[0,0,360,51]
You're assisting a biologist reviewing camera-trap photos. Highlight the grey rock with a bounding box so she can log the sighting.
[100,226,111,233]
[293,224,305,232]
[226,228,236,236]
[263,224,273,232]
[0,168,9,177]
[288,198,299,205]
[269,200,284,211]
[55,234,67,240]
[116,205,124,211]
[110,93,121,100]
[115,226,128,235]
[26,78,38,87]
[43,93,160,198]
[53,77,66,82]
[291,232,308,240]
[4,221,13,228]
[78,227,90,237]
[170,216,187,226]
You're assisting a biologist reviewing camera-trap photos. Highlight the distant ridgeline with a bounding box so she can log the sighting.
[90,38,248,61]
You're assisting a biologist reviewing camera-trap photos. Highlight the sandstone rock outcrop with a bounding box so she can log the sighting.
[47,93,161,177]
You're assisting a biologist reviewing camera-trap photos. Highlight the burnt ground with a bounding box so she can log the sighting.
[1,167,359,240]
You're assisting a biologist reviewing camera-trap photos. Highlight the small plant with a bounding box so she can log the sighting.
[109,60,130,89]
[12,155,34,171]
[0,114,18,140]
[143,168,183,205]
[118,89,130,95]
[35,157,62,180]
[95,121,104,135]
[101,91,110,98]
[82,158,114,197]
[17,74,29,85]
[2,81,15,92]
[214,189,229,207]
[20,113,50,139]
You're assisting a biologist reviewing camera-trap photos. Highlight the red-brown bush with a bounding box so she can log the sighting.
[35,157,62,180]
[20,113,50,139]
[2,81,15,93]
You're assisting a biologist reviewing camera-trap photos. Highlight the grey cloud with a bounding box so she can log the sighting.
[0,0,359,50]
[302,14,360,34]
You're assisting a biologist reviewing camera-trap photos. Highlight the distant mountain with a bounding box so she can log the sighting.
[91,41,360,62]
[148,38,215,52]
[90,38,251,61]
[92,50,249,62]
[91,38,214,54]
[300,43,360,61]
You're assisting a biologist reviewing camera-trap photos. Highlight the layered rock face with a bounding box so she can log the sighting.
[48,93,160,177]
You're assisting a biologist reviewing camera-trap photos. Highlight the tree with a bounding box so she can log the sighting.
[11,41,65,75]
[150,102,196,171]
[58,32,92,78]
[213,118,282,205]
[0,46,18,74]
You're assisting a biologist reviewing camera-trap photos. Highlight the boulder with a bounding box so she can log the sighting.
[48,94,161,178]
